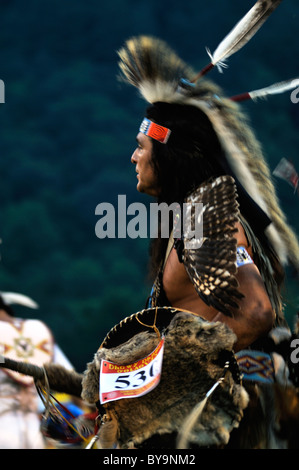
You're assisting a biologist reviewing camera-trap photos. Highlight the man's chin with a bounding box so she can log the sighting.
[136,183,160,197]
[137,182,148,194]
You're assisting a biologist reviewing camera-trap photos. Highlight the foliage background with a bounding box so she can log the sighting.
[0,0,298,371]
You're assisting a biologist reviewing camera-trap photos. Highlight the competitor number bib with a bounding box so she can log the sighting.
[99,337,164,404]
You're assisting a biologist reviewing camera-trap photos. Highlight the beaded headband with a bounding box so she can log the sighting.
[139,118,171,144]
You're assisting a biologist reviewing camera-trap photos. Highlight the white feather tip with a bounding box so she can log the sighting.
[211,0,283,69]
[0,292,39,309]
[249,78,299,100]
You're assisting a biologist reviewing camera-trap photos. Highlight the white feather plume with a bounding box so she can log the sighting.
[249,78,299,100]
[0,291,39,309]
[209,0,283,70]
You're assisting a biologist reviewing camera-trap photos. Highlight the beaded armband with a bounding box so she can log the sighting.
[236,246,253,268]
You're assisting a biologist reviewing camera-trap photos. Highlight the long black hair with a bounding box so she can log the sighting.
[145,101,285,296]
[145,102,226,277]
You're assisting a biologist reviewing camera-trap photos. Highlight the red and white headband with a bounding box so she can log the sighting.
[139,118,171,144]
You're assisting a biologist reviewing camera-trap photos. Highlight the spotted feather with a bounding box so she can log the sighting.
[182,175,243,316]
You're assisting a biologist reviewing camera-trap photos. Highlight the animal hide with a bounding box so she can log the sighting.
[82,310,249,449]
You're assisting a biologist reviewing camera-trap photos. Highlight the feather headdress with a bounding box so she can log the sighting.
[118,0,299,275]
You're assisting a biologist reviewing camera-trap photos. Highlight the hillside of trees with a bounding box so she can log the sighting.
[0,0,298,371]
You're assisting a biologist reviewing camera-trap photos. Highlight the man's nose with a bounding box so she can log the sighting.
[131,150,137,164]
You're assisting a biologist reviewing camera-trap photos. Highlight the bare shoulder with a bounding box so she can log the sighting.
[234,220,250,250]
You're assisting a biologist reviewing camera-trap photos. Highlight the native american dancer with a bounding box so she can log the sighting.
[1,0,299,449]
[0,292,77,449]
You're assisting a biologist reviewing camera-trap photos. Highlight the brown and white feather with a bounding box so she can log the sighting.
[182,176,243,316]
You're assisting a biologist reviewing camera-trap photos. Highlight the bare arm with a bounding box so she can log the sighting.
[163,222,276,351]
[211,222,275,351]
[211,262,275,351]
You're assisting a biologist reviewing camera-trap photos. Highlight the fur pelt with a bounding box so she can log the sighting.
[82,311,249,449]
[43,363,83,398]
[0,357,83,398]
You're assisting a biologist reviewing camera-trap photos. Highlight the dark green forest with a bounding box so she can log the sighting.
[0,0,298,371]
